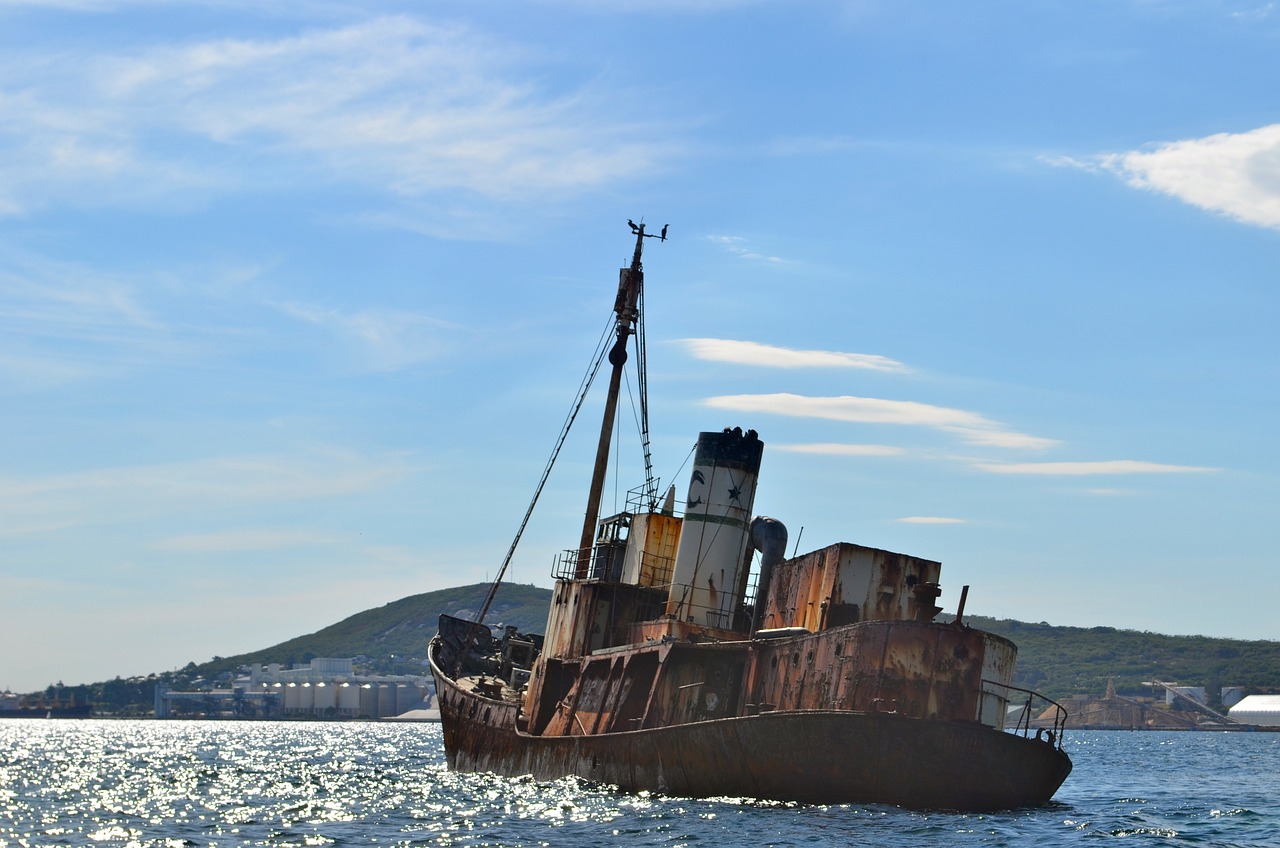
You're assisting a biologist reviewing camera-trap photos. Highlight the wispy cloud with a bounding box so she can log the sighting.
[896,516,966,525]
[972,459,1219,476]
[707,235,787,264]
[773,443,906,457]
[0,447,413,537]
[277,301,461,372]
[153,527,349,553]
[0,257,157,336]
[0,251,273,386]
[1230,2,1276,20]
[0,254,179,385]
[0,350,91,388]
[765,135,867,157]
[703,392,1059,450]
[1079,124,1280,231]
[680,338,908,372]
[0,16,679,215]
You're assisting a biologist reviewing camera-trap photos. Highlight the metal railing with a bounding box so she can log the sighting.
[984,678,1068,750]
[552,545,679,583]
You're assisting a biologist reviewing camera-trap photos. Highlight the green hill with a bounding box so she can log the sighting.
[194,582,553,678]
[54,583,552,714]
[965,616,1280,704]
[43,583,1280,714]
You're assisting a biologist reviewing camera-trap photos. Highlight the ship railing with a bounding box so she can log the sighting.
[551,548,584,580]
[624,480,665,514]
[983,679,1069,750]
[642,580,741,631]
[551,480,682,583]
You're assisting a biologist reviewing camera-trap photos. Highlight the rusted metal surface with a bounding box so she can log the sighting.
[432,633,1070,810]
[738,620,1005,723]
[761,542,943,631]
[625,617,741,646]
[978,632,1017,727]
[620,512,681,588]
[430,593,1067,809]
[540,579,667,661]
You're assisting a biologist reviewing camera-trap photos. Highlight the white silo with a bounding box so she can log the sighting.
[337,682,360,717]
[359,684,379,719]
[312,681,336,715]
[378,684,398,718]
[298,682,316,713]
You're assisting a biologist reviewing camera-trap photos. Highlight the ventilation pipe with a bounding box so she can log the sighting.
[749,516,788,633]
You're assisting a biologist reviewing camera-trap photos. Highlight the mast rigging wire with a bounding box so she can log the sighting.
[474,315,615,625]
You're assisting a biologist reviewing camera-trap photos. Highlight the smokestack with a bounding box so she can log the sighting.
[665,428,764,630]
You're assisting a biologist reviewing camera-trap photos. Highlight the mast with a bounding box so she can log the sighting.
[575,221,665,576]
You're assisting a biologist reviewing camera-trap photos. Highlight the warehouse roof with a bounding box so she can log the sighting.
[1227,695,1280,726]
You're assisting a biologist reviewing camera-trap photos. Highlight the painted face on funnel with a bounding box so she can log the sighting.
[687,470,706,509]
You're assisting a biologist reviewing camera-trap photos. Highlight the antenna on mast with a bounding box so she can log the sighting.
[575,220,668,574]
[476,221,668,624]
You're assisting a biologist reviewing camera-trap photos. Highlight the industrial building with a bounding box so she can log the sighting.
[154,657,437,720]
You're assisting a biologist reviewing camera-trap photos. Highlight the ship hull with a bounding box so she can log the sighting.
[431,650,1071,811]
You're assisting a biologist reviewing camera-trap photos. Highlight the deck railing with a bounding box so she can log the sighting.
[984,678,1069,750]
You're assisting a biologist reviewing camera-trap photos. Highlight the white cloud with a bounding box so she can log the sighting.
[953,427,1058,451]
[0,16,679,214]
[896,516,965,525]
[973,459,1219,476]
[773,443,906,457]
[680,338,908,372]
[1099,124,1280,231]
[703,392,1059,450]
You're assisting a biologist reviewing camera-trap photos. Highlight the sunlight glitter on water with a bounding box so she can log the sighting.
[3,722,1279,847]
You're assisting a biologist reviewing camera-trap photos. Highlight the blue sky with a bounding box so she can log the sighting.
[3,1,1278,692]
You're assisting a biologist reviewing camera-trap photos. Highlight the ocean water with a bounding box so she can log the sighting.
[1,720,1277,847]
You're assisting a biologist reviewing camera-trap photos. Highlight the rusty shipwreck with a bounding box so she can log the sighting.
[429,223,1072,810]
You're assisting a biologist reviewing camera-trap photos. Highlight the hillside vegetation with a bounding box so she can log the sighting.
[194,582,552,679]
[42,583,1280,713]
[967,616,1280,703]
